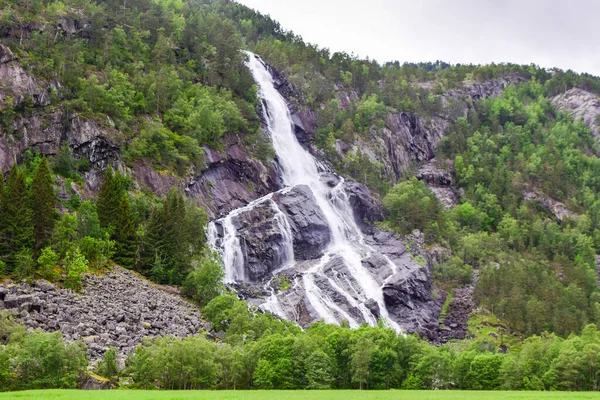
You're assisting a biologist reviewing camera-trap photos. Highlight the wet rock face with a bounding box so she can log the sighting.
[274,185,332,260]
[211,185,332,281]
[291,109,317,143]
[0,267,206,362]
[228,201,292,282]
[262,227,444,337]
[343,180,386,229]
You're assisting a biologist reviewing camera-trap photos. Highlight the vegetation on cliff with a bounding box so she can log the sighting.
[2,0,600,393]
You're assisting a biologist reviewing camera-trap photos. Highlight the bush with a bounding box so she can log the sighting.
[182,253,224,306]
[127,336,218,390]
[79,234,115,269]
[63,247,89,291]
[37,247,60,281]
[96,347,120,381]
[434,256,474,287]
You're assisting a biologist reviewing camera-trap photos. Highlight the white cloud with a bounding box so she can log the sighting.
[237,0,600,75]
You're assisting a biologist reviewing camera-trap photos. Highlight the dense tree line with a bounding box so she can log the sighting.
[4,302,600,392]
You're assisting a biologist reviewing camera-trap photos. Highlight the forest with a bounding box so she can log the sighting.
[1,0,600,392]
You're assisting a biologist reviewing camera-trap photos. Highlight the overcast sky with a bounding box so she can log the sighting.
[237,0,600,76]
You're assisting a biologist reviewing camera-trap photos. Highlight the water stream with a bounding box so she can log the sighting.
[208,52,400,330]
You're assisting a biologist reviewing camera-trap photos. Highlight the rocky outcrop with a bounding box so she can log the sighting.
[344,179,386,228]
[437,284,476,344]
[551,88,600,142]
[0,267,207,361]
[133,158,180,197]
[0,62,50,109]
[0,43,17,65]
[3,111,121,171]
[186,138,279,219]
[522,188,575,223]
[78,372,116,390]
[417,160,460,208]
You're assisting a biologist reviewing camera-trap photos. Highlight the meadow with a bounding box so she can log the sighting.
[2,391,600,400]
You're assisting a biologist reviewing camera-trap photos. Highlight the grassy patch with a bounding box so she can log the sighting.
[467,312,520,349]
[2,390,600,400]
[440,289,454,317]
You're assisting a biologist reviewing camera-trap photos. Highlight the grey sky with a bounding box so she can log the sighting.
[237,0,600,76]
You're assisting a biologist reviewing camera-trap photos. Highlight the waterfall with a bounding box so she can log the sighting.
[208,52,401,330]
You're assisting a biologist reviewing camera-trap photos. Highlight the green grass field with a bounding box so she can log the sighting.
[2,391,600,400]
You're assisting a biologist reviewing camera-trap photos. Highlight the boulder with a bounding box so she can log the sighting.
[78,372,116,390]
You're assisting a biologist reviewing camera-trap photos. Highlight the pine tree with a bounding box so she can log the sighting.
[0,169,5,255]
[2,165,34,271]
[139,206,165,274]
[31,157,56,253]
[112,195,137,268]
[162,190,188,283]
[97,167,124,232]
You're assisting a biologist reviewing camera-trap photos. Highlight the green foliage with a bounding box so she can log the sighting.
[78,235,114,270]
[182,253,224,306]
[127,336,218,390]
[140,190,207,285]
[36,247,60,281]
[14,247,35,281]
[96,167,127,233]
[53,143,77,180]
[1,329,87,391]
[1,165,34,270]
[52,214,77,258]
[63,247,89,291]
[383,178,446,242]
[96,348,120,381]
[164,84,247,145]
[434,256,473,288]
[31,157,56,252]
[127,120,204,175]
[112,196,136,268]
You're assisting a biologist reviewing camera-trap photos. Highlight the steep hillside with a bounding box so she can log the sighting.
[1,0,600,370]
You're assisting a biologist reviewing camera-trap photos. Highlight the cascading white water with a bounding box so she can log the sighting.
[208,52,401,330]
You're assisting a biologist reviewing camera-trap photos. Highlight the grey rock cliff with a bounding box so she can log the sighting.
[551,88,600,143]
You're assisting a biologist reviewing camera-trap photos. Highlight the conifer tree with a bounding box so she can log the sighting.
[112,195,137,268]
[2,165,34,270]
[97,167,124,232]
[31,157,56,253]
[139,206,165,274]
[0,169,5,258]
